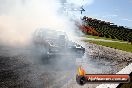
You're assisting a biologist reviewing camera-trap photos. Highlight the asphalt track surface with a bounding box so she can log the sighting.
[0,42,129,88]
[0,45,78,88]
[0,45,44,88]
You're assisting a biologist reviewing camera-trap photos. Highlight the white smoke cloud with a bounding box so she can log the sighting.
[0,1,86,87]
[0,0,76,46]
[0,0,94,46]
[67,0,94,6]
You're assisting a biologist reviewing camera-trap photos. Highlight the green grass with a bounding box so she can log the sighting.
[84,40,132,52]
[83,35,123,42]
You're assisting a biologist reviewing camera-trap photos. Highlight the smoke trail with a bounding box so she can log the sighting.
[67,0,94,6]
[0,0,77,46]
[0,0,94,46]
[0,0,86,87]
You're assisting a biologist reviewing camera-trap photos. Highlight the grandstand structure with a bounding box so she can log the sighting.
[79,16,132,43]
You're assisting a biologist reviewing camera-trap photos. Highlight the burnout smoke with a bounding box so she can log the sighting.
[0,0,77,46]
[0,0,85,87]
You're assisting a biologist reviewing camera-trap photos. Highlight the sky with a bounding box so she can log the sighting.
[81,0,132,28]
[60,0,132,28]
[0,0,131,29]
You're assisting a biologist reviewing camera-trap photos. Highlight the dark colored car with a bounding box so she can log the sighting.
[32,28,85,58]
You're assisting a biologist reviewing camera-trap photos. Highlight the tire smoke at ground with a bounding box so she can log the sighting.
[0,0,82,87]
